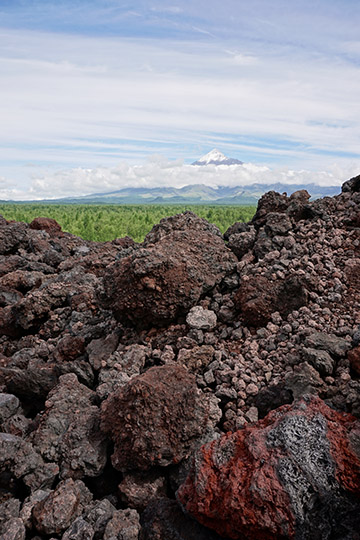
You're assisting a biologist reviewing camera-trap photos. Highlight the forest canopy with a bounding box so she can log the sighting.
[0,204,256,243]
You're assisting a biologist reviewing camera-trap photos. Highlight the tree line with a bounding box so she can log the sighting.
[0,204,256,243]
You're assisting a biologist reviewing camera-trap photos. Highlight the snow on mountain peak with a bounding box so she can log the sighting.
[192,148,243,166]
[199,149,228,164]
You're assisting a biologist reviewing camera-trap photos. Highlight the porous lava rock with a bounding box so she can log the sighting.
[29,217,62,235]
[177,396,360,540]
[234,274,308,327]
[29,373,107,479]
[103,212,237,326]
[100,364,221,471]
[140,498,224,540]
[0,432,58,492]
[32,479,92,535]
[348,346,360,376]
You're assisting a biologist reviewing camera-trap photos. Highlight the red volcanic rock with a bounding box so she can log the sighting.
[29,217,62,235]
[103,212,236,327]
[100,364,221,471]
[234,274,308,327]
[348,346,360,376]
[53,335,86,362]
[177,396,360,540]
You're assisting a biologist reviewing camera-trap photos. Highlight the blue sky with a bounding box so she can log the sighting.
[1,0,360,199]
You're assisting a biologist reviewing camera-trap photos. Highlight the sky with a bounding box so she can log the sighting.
[1,0,360,200]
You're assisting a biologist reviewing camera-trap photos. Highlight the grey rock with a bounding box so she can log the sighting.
[304,332,351,357]
[32,479,92,535]
[62,518,95,540]
[186,306,217,331]
[353,326,360,347]
[20,489,51,528]
[227,228,256,259]
[30,373,107,479]
[0,432,58,491]
[104,508,141,540]
[265,212,293,236]
[302,347,335,376]
[85,499,116,539]
[0,518,26,540]
[119,471,167,512]
[0,393,20,423]
[0,499,20,527]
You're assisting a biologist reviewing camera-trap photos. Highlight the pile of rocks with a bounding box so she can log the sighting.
[0,176,359,539]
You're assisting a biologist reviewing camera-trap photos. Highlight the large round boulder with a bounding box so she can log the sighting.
[102,212,236,327]
[100,364,221,471]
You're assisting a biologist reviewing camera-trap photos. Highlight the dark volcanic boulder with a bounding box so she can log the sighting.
[234,274,308,327]
[103,212,236,326]
[177,396,360,540]
[100,364,221,471]
[29,373,107,479]
[251,190,290,227]
[342,174,360,193]
[140,498,224,540]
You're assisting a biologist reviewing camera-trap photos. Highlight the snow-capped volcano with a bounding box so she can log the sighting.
[192,148,243,166]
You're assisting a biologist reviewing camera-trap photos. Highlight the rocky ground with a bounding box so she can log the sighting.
[0,176,359,539]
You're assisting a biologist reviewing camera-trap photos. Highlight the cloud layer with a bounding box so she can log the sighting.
[2,159,358,201]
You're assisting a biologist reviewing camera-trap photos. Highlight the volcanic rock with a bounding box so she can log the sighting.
[32,479,92,535]
[103,508,141,540]
[118,471,167,512]
[0,393,20,423]
[103,212,236,326]
[177,396,360,540]
[348,346,360,376]
[29,373,107,479]
[29,217,62,235]
[140,498,224,540]
[234,275,308,327]
[186,306,217,331]
[101,364,221,471]
[0,432,58,492]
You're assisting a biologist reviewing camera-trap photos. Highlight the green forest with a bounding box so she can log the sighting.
[0,204,256,243]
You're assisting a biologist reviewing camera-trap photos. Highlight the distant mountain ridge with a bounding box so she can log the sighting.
[27,182,341,205]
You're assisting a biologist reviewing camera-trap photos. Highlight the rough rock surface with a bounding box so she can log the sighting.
[32,479,93,534]
[29,373,107,479]
[103,212,237,326]
[0,176,359,538]
[177,396,360,540]
[101,364,221,471]
[140,498,224,540]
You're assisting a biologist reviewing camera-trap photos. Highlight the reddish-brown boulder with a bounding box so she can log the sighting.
[177,396,360,540]
[103,212,236,327]
[29,217,62,235]
[100,364,221,471]
[348,346,360,376]
[234,274,308,327]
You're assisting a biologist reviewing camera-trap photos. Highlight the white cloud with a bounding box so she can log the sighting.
[0,158,357,201]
